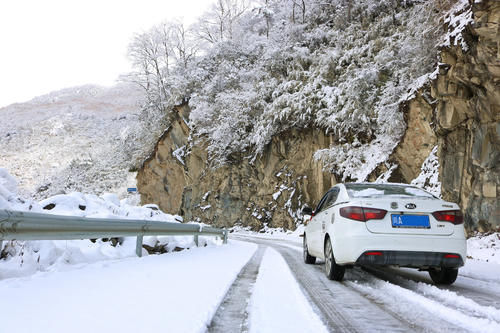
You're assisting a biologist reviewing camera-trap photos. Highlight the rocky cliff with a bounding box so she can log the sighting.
[423,0,499,232]
[138,103,336,229]
[137,0,499,232]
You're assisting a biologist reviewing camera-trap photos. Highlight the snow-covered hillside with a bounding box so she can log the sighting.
[127,0,458,182]
[0,83,155,198]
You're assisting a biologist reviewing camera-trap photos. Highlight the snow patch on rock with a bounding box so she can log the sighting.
[411,146,441,197]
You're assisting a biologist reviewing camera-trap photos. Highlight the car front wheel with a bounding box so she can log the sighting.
[324,238,345,281]
[303,234,316,264]
[429,267,458,285]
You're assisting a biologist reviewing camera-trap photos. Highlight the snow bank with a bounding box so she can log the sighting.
[467,233,500,265]
[0,169,219,280]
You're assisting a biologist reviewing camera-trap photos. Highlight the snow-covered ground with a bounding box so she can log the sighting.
[0,240,257,333]
[0,167,331,333]
[231,224,304,244]
[467,233,500,265]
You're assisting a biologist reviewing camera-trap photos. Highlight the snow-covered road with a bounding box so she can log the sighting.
[235,235,500,333]
[1,234,499,333]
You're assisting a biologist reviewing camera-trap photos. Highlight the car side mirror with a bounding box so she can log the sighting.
[302,206,313,216]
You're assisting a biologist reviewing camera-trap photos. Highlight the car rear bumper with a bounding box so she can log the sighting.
[355,250,464,268]
[330,226,467,267]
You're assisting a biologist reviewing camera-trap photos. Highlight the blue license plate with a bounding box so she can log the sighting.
[391,214,430,229]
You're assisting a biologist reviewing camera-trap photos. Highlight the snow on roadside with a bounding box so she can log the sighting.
[460,232,500,283]
[0,168,219,280]
[249,247,328,333]
[460,260,500,284]
[467,233,500,264]
[231,224,304,244]
[0,240,257,333]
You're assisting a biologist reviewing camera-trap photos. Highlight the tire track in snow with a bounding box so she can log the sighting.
[364,265,500,310]
[348,267,500,333]
[208,246,266,333]
[236,236,417,332]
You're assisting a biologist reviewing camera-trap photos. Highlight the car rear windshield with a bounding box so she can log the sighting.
[345,184,436,199]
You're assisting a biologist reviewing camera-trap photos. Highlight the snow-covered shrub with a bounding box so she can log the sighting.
[0,168,41,211]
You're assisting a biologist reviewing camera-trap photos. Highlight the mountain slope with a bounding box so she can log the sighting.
[0,84,147,198]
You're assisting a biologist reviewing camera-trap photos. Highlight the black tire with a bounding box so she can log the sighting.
[324,238,345,281]
[429,267,458,285]
[303,234,316,264]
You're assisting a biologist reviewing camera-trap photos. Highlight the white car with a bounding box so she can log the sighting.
[302,183,466,285]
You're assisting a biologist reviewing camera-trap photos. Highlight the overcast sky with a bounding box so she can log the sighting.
[0,0,211,108]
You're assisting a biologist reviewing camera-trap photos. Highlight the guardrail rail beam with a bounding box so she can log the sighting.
[0,209,227,257]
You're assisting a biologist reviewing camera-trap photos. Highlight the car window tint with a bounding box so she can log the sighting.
[325,188,339,208]
[315,192,330,213]
[315,188,339,213]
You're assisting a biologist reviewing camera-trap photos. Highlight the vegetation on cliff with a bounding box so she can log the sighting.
[127,0,458,182]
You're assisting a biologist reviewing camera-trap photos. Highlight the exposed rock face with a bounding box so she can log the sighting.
[138,0,499,232]
[138,105,335,229]
[391,95,438,183]
[432,0,499,232]
[137,110,189,215]
[391,0,499,232]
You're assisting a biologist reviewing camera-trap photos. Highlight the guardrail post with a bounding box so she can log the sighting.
[136,235,143,257]
[194,234,199,247]
[223,229,228,244]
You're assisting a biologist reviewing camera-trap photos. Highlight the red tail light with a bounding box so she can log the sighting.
[339,206,387,222]
[432,210,463,225]
[365,251,383,256]
[444,254,460,259]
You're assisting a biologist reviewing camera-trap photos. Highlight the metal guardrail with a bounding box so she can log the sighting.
[0,209,228,257]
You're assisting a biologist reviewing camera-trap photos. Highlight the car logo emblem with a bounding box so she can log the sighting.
[405,203,416,209]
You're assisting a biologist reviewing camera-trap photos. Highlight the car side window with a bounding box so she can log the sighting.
[323,188,339,209]
[315,189,336,213]
[315,192,330,214]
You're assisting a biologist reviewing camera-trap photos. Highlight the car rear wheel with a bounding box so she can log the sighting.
[303,234,316,264]
[324,238,345,281]
[429,267,458,285]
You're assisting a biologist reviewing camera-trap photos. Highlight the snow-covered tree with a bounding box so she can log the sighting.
[126,0,452,181]
[195,0,250,44]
